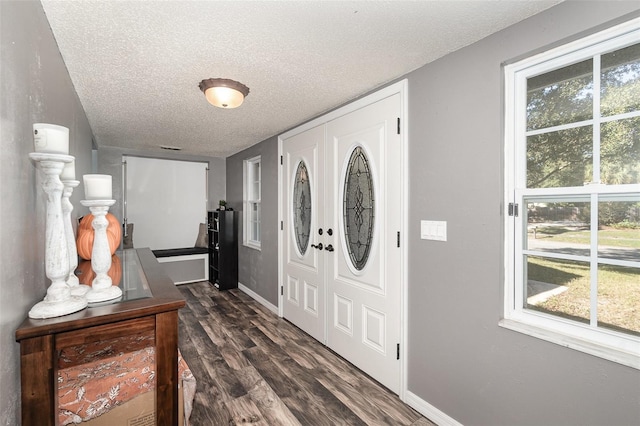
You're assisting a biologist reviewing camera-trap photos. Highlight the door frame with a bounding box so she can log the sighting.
[277,79,408,399]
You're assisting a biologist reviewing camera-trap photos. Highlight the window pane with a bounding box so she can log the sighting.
[249,202,260,243]
[526,125,593,188]
[252,220,260,242]
[252,177,260,199]
[527,201,591,256]
[527,59,593,131]
[526,256,590,325]
[598,198,640,261]
[250,202,260,222]
[247,160,260,200]
[343,146,374,271]
[293,161,312,255]
[601,42,640,117]
[253,162,260,196]
[600,117,640,185]
[252,161,260,178]
[597,264,640,336]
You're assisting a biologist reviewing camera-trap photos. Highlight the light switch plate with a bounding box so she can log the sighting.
[421,220,447,241]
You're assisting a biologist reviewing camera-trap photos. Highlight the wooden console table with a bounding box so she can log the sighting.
[15,248,185,425]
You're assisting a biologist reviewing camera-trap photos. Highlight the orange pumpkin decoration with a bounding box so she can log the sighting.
[76,254,123,286]
[76,213,122,260]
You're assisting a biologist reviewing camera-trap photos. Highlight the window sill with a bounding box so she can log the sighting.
[243,241,261,251]
[499,318,640,370]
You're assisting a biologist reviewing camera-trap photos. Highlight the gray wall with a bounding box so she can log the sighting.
[2,1,638,424]
[0,1,94,423]
[226,136,279,305]
[406,2,640,425]
[97,146,226,239]
[226,2,640,425]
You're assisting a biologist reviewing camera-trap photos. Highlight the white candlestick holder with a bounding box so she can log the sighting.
[80,199,122,303]
[62,179,90,296]
[28,153,88,319]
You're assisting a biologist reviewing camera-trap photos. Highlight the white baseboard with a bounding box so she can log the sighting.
[238,282,278,315]
[405,390,463,426]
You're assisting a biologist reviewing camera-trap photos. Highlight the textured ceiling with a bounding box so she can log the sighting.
[41,0,561,157]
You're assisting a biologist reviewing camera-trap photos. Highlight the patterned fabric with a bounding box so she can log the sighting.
[58,339,195,425]
[58,333,155,369]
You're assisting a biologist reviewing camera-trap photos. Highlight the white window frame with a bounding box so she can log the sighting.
[501,17,640,370]
[243,155,261,250]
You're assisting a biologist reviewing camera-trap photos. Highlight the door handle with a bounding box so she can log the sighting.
[311,243,324,250]
[325,244,334,252]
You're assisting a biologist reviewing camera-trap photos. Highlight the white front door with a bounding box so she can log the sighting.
[325,93,402,393]
[280,85,404,394]
[282,124,326,342]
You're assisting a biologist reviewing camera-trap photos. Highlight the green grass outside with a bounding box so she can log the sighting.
[529,226,640,249]
[527,257,640,335]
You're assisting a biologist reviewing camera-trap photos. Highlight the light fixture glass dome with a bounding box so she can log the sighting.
[199,78,250,109]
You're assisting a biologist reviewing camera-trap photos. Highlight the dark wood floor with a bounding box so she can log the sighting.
[177,281,435,426]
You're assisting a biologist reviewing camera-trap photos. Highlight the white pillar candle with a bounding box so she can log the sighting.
[33,123,69,154]
[83,174,112,200]
[61,159,76,181]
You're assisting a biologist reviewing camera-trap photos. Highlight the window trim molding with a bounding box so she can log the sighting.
[499,317,640,369]
[502,16,640,370]
[243,155,261,250]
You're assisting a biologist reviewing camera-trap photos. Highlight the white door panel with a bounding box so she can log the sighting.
[326,93,402,393]
[282,125,326,343]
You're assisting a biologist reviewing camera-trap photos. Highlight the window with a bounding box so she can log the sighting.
[293,161,311,255]
[503,18,640,369]
[244,156,261,249]
[343,146,375,271]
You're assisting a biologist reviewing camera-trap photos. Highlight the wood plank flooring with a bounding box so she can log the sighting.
[177,281,435,426]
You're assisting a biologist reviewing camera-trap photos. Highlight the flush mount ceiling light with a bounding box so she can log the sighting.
[198,78,250,109]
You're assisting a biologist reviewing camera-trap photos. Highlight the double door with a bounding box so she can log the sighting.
[282,91,403,393]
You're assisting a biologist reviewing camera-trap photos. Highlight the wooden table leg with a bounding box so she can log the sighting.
[156,311,179,425]
[20,335,55,426]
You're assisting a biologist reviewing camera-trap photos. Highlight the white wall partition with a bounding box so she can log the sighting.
[124,156,207,250]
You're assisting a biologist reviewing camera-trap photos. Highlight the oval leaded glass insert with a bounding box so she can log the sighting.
[343,146,374,270]
[293,161,311,255]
